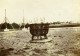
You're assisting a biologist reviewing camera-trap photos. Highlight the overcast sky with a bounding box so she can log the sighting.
[0,0,80,24]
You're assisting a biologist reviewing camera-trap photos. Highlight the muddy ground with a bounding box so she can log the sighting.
[0,27,80,56]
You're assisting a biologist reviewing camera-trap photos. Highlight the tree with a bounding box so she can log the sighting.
[0,23,12,29]
[12,23,19,29]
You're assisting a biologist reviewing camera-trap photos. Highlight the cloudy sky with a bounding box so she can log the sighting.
[0,0,80,23]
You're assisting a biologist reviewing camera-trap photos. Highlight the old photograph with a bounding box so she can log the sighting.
[0,0,80,56]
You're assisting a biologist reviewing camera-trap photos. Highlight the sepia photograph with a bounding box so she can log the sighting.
[0,0,80,56]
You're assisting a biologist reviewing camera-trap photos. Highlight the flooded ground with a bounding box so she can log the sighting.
[0,27,80,56]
